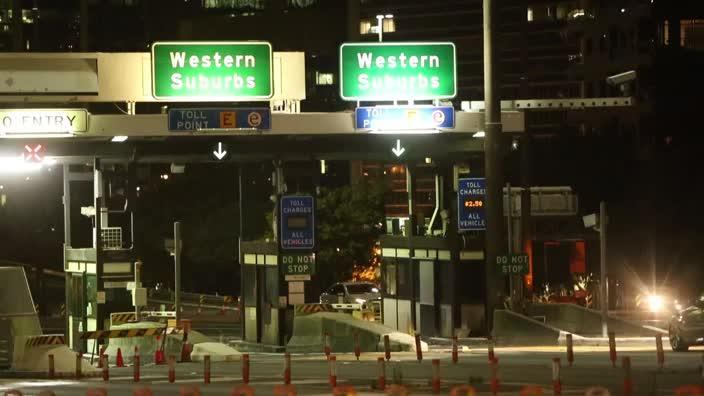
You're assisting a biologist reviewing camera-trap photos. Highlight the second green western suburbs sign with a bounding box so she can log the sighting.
[151,41,273,100]
[339,42,457,101]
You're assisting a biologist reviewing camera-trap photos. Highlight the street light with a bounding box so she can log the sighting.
[376,14,393,42]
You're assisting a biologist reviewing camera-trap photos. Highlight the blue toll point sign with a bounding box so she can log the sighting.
[458,178,486,232]
[355,106,455,131]
[280,195,315,250]
[168,108,271,131]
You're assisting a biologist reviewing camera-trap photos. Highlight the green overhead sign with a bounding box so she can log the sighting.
[151,41,273,101]
[339,42,457,101]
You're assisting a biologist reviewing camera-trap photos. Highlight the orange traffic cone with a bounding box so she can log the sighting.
[116,348,124,368]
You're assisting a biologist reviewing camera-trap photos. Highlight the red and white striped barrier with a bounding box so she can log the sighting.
[324,332,331,358]
[566,333,574,367]
[384,335,391,361]
[608,331,617,368]
[328,355,337,387]
[133,346,141,383]
[431,359,441,394]
[242,354,250,385]
[656,334,664,369]
[415,334,423,362]
[377,357,386,390]
[101,354,109,382]
[622,356,633,396]
[168,355,176,383]
[552,357,561,396]
[489,357,499,396]
[48,354,55,379]
[284,352,292,385]
[451,336,458,364]
[204,355,211,385]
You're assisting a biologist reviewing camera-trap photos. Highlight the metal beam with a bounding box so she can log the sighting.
[465,97,635,111]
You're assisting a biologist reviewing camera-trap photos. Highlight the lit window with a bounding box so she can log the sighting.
[681,19,704,49]
[315,72,334,86]
[360,19,373,35]
[382,17,395,33]
[527,7,533,22]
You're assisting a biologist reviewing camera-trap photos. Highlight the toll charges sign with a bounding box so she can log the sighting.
[457,178,486,232]
[0,109,88,135]
[151,41,273,100]
[339,42,457,101]
[280,196,315,250]
[168,108,271,131]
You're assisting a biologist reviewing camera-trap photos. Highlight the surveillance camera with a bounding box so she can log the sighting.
[606,71,637,87]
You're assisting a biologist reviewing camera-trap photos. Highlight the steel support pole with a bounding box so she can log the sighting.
[174,221,182,323]
[483,0,504,332]
[63,165,72,247]
[599,201,608,337]
[238,165,245,340]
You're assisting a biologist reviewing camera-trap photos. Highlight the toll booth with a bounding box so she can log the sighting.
[62,163,137,353]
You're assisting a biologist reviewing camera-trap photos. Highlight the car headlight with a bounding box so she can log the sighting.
[646,295,664,312]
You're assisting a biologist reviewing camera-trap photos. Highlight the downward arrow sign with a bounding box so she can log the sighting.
[391,139,406,157]
[213,142,228,160]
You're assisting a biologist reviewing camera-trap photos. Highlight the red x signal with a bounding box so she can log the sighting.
[23,144,44,163]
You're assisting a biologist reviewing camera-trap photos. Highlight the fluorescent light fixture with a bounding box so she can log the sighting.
[385,14,394,19]
[369,129,441,135]
[111,135,128,143]
[473,131,486,138]
[0,156,42,173]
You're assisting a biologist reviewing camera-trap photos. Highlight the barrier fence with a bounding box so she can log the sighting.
[9,331,703,396]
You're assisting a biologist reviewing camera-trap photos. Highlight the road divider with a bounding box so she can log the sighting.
[622,356,632,396]
[490,357,499,395]
[431,359,440,393]
[384,335,391,361]
[655,334,664,369]
[101,354,109,382]
[204,355,211,385]
[324,332,331,359]
[133,347,140,383]
[48,354,54,379]
[415,335,422,362]
[451,336,458,364]
[608,332,617,368]
[552,357,561,396]
[353,332,360,360]
[377,356,386,390]
[488,336,495,362]
[242,354,250,384]
[168,355,176,383]
[329,355,337,387]
[75,352,82,379]
[283,352,291,385]
[566,334,574,367]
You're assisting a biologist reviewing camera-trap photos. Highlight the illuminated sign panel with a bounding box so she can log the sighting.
[340,42,457,101]
[151,41,273,101]
[458,178,486,232]
[0,109,88,136]
[280,196,315,250]
[355,106,455,130]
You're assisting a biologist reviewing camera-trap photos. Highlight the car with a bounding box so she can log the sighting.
[669,294,704,351]
[319,282,381,305]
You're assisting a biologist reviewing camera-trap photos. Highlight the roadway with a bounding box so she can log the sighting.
[1,347,702,395]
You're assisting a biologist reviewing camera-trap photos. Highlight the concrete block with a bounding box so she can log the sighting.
[493,309,562,346]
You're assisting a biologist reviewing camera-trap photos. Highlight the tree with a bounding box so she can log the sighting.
[315,180,385,288]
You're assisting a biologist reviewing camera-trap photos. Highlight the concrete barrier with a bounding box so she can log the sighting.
[12,337,99,375]
[493,310,563,345]
[526,303,662,337]
[286,312,428,353]
[102,321,230,365]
